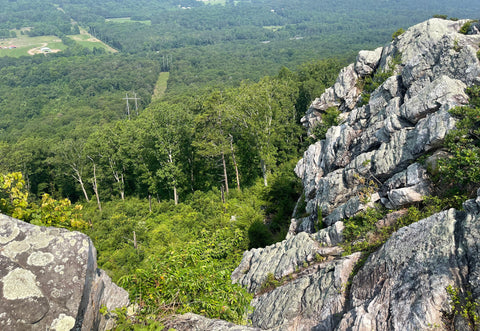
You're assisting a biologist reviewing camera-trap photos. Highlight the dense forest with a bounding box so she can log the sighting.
[1,0,480,328]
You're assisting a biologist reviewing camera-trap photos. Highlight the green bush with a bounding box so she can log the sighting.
[435,88,480,197]
[459,20,478,35]
[391,28,405,41]
[311,107,341,140]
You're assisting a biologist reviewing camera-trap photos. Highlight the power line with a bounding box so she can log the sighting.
[122,92,141,119]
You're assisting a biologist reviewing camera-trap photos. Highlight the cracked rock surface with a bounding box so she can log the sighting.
[0,214,129,331]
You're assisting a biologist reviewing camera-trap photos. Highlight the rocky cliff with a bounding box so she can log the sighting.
[171,18,480,330]
[0,214,129,331]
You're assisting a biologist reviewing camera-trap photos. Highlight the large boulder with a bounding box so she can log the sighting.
[0,214,129,331]
[232,222,344,294]
[336,192,480,330]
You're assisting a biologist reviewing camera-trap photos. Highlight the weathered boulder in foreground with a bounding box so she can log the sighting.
[0,214,129,331]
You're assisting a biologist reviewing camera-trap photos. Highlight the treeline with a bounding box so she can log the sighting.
[0,58,343,212]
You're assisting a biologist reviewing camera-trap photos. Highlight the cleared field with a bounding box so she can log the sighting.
[263,26,284,32]
[0,34,66,57]
[0,27,116,57]
[105,17,151,25]
[152,72,170,100]
[68,27,117,53]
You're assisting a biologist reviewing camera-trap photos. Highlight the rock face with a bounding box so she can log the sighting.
[0,214,129,331]
[232,222,344,294]
[250,253,361,331]
[295,18,480,232]
[337,194,480,331]
[223,18,480,331]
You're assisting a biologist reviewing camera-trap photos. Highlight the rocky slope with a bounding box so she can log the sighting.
[0,214,129,331]
[174,18,480,330]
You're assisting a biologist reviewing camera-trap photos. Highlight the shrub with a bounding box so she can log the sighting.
[446,285,480,328]
[391,28,405,41]
[0,172,87,229]
[435,88,480,197]
[311,107,341,140]
[460,20,478,35]
[259,273,280,293]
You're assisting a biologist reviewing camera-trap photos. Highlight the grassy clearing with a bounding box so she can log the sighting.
[201,0,227,5]
[0,34,66,57]
[0,26,115,57]
[68,26,117,53]
[152,72,170,100]
[105,17,151,25]
[263,25,284,31]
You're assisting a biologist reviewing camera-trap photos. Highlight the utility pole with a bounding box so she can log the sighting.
[134,92,139,116]
[123,92,141,119]
[123,93,130,120]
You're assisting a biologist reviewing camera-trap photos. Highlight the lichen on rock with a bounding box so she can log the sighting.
[0,214,129,331]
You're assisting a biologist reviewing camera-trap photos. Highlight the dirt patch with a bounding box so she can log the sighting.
[27,43,61,55]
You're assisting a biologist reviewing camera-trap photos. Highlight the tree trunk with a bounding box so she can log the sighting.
[229,135,240,190]
[168,150,178,205]
[221,150,229,194]
[120,173,125,201]
[110,159,125,201]
[88,156,102,211]
[173,185,178,205]
[78,176,90,202]
[71,166,90,202]
[261,159,268,187]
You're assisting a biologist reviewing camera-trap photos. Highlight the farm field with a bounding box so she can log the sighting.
[0,27,115,57]
[0,34,65,57]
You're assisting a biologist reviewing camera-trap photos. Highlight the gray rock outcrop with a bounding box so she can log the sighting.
[336,192,480,330]
[232,222,344,294]
[165,313,261,331]
[294,18,479,233]
[0,214,129,331]
[224,17,480,331]
[250,253,361,331]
